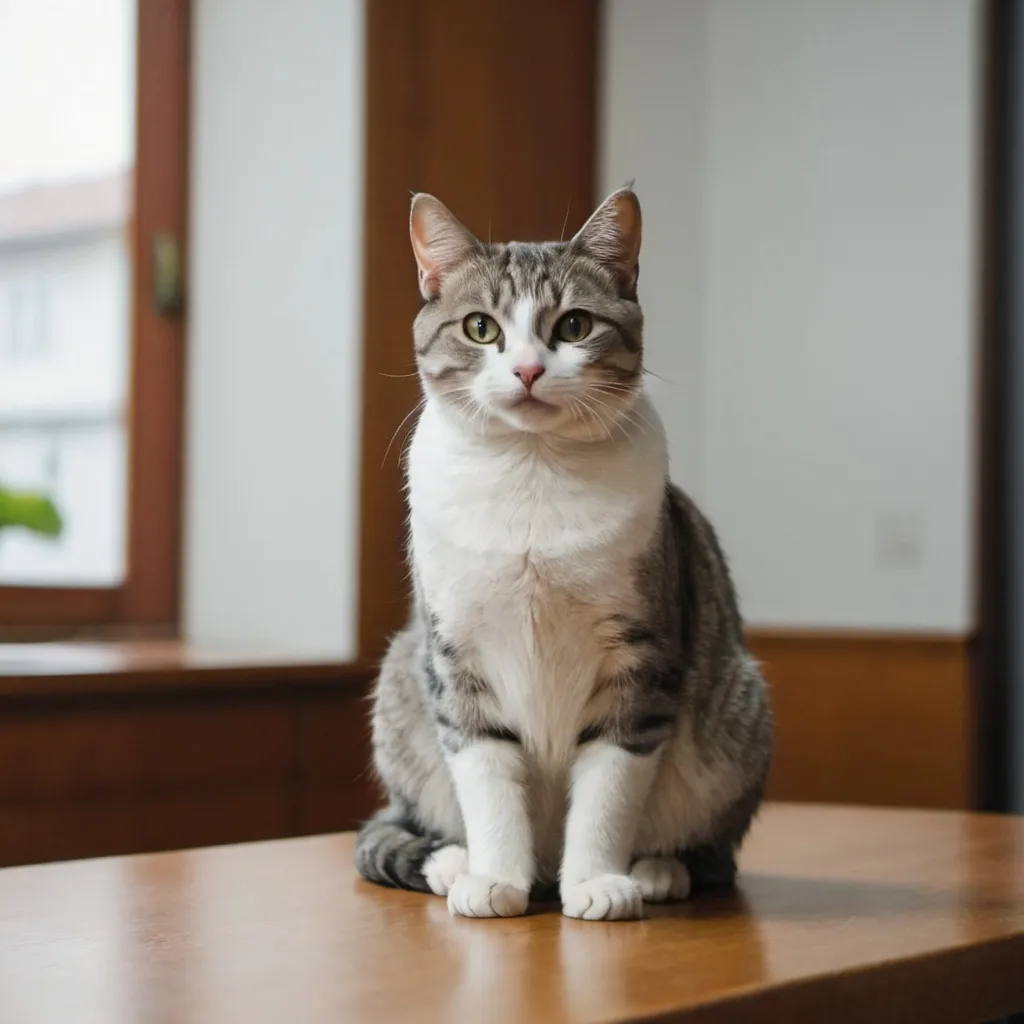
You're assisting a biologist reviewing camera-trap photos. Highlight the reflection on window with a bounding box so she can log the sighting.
[0,0,135,587]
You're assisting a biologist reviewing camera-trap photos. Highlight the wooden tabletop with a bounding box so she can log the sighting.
[2,804,1022,1024]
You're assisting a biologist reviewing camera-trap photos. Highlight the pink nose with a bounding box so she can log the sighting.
[513,364,545,391]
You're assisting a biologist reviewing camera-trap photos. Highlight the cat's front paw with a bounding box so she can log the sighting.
[629,856,691,903]
[447,874,529,918]
[423,844,468,896]
[561,874,644,921]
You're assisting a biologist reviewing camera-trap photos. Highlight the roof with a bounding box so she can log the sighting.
[0,171,131,247]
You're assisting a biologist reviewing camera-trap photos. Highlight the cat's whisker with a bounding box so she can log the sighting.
[398,417,423,466]
[567,397,589,434]
[589,386,657,435]
[380,398,426,470]
[580,391,634,441]
[588,381,640,396]
[576,395,616,444]
[643,367,675,385]
[565,395,586,433]
[616,404,653,439]
[455,393,489,438]
[587,384,641,403]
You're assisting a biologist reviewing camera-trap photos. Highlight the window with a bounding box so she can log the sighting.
[1,281,51,359]
[0,1,188,633]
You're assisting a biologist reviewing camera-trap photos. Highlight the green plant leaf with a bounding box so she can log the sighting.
[0,487,64,537]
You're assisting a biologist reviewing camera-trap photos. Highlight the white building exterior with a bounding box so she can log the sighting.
[0,174,131,585]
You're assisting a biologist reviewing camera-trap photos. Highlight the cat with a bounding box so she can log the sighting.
[355,186,773,920]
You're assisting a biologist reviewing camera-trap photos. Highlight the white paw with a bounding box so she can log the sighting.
[630,857,692,903]
[447,873,529,918]
[561,874,644,921]
[423,844,468,897]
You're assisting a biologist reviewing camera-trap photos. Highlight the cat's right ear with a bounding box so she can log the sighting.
[410,194,479,299]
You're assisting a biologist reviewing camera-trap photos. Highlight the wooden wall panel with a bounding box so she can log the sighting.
[0,790,291,866]
[294,692,378,835]
[0,674,376,868]
[0,700,291,803]
[359,0,599,659]
[750,633,972,810]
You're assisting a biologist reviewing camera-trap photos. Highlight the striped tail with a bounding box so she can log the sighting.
[355,809,442,893]
[680,843,737,893]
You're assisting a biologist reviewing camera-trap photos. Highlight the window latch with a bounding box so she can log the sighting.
[152,233,184,315]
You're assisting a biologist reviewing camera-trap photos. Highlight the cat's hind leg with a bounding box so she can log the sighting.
[629,856,692,902]
[627,844,737,903]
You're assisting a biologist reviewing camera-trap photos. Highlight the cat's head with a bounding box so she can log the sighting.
[410,188,644,440]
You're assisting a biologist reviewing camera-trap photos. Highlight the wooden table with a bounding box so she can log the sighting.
[2,804,1022,1023]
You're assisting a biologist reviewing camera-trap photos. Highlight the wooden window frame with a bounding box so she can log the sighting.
[0,1,190,637]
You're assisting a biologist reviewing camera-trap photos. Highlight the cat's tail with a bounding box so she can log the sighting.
[680,843,738,892]
[355,807,441,894]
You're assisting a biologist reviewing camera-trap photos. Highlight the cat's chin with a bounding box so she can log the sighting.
[490,395,568,434]
[443,392,627,441]
[495,409,621,442]
[507,395,561,420]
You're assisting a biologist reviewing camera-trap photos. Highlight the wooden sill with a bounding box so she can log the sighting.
[0,640,375,698]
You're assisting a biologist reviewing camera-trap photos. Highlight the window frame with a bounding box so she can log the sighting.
[0,0,189,636]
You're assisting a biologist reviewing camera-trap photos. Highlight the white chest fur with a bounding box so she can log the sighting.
[407,395,669,764]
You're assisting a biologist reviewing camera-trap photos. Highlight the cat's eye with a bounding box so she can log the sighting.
[553,310,593,344]
[463,312,502,345]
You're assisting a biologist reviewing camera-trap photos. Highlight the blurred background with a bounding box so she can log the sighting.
[0,0,1021,867]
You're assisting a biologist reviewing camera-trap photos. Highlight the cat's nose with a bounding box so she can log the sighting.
[513,364,546,391]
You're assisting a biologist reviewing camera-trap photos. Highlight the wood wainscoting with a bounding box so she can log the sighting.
[0,648,380,867]
[749,631,972,810]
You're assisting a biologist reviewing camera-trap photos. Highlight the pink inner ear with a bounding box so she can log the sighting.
[409,195,478,299]
[418,266,439,295]
[410,207,442,294]
[612,193,642,268]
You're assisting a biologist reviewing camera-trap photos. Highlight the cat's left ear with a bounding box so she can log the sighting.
[410,194,479,299]
[571,186,642,296]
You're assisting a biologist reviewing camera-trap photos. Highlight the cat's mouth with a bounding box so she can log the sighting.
[508,393,559,412]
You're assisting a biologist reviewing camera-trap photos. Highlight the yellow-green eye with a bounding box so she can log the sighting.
[554,310,593,344]
[463,312,502,345]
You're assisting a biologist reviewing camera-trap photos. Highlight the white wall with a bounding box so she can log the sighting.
[601,0,709,495]
[602,0,980,633]
[186,0,364,657]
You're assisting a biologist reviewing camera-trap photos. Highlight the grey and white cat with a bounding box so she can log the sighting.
[356,187,772,920]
